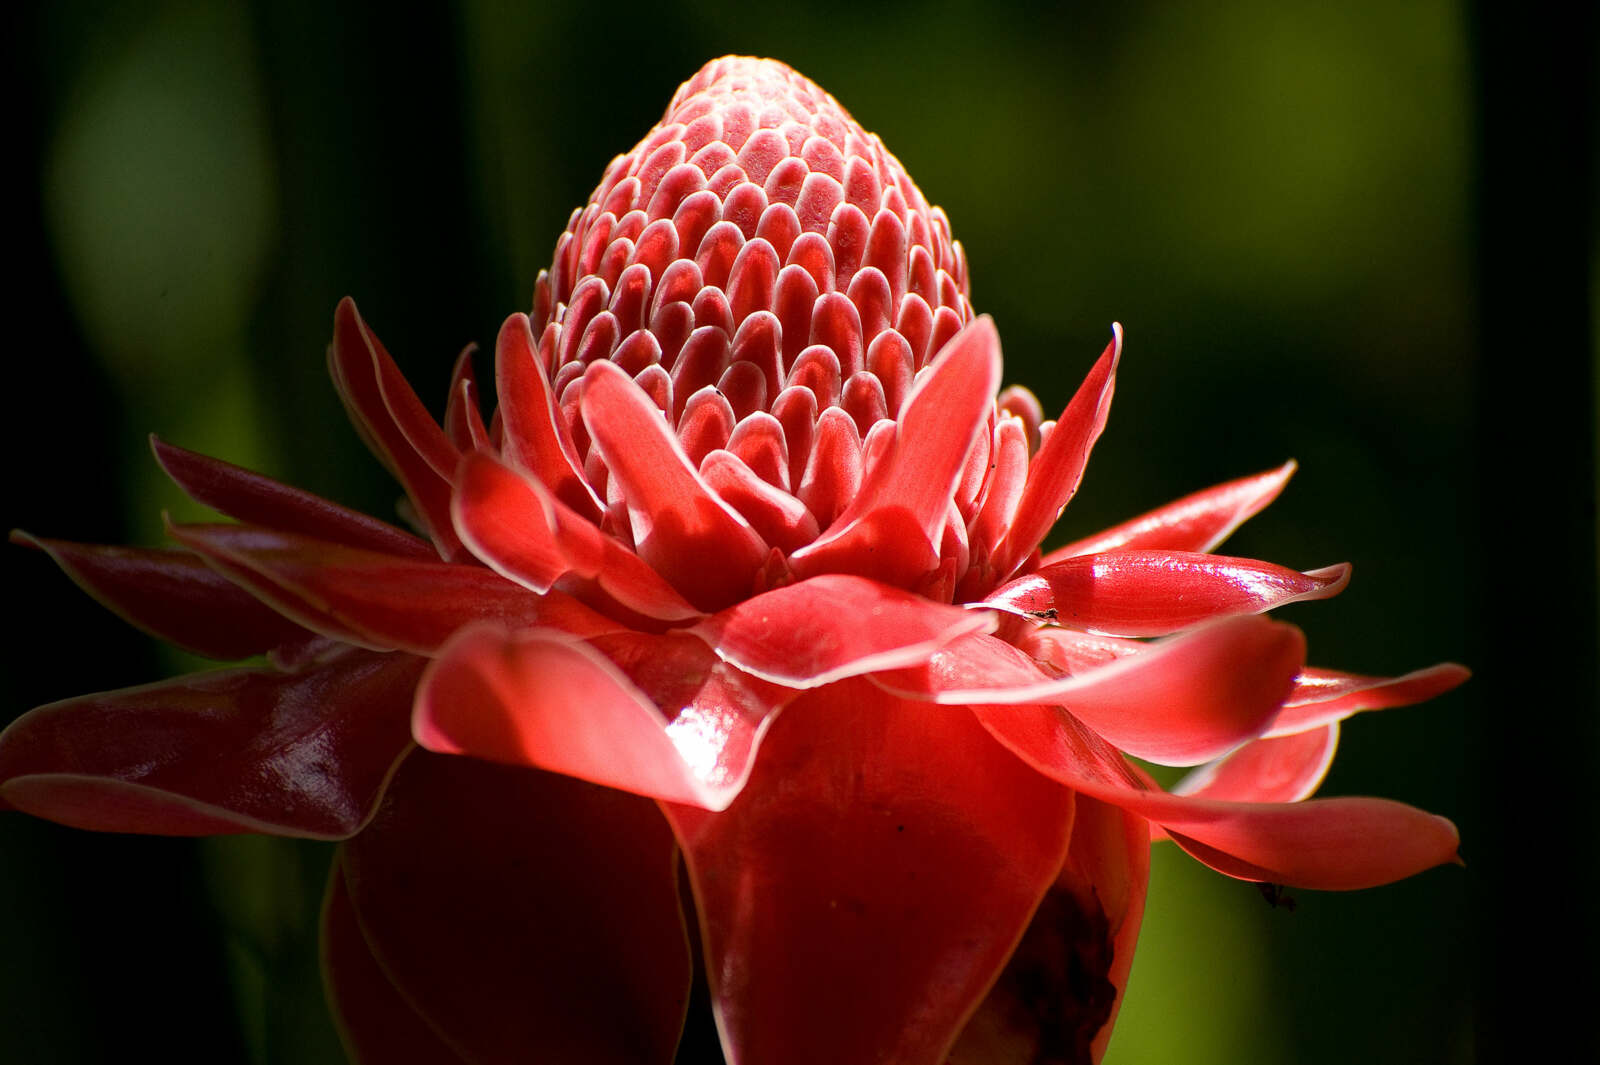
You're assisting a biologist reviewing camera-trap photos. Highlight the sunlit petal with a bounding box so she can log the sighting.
[1044,460,1297,561]
[415,624,789,810]
[663,678,1074,1065]
[984,551,1350,637]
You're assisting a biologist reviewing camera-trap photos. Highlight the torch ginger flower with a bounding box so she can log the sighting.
[0,56,1465,1065]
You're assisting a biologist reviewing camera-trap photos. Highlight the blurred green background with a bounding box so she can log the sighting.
[3,1,1593,1062]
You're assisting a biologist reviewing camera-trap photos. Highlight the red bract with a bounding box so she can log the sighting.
[1,57,1465,1065]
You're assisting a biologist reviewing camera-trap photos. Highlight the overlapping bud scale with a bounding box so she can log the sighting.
[502,57,1013,610]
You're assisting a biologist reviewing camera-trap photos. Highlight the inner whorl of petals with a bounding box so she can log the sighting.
[508,57,1044,597]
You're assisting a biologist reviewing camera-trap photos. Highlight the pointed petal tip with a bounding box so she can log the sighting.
[1160,794,1462,890]
[988,323,1121,580]
[1041,457,1305,563]
[147,436,211,492]
[925,313,1001,385]
[1267,660,1471,737]
[1306,562,1353,593]
[148,432,173,465]
[330,297,366,351]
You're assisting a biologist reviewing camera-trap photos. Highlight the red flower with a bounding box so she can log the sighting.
[0,57,1464,1065]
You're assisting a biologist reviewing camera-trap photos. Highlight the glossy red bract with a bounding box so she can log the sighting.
[1,56,1465,1065]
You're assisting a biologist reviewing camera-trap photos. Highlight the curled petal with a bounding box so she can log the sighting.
[442,344,490,454]
[168,523,620,653]
[974,702,1459,889]
[414,625,789,810]
[494,313,604,520]
[990,326,1119,581]
[692,574,995,687]
[962,415,1030,594]
[13,532,311,660]
[327,298,463,557]
[451,450,701,623]
[321,857,471,1065]
[0,649,421,839]
[1045,460,1297,561]
[152,437,433,558]
[698,449,820,553]
[984,551,1350,637]
[1268,663,1470,737]
[581,360,770,610]
[789,316,1000,586]
[450,450,565,591]
[1174,724,1340,803]
[341,751,691,1065]
[663,678,1075,1065]
[795,405,861,529]
[1159,797,1460,891]
[879,618,1304,767]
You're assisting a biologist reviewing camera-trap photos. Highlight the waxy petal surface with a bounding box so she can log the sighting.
[974,702,1459,889]
[450,448,566,591]
[989,327,1120,582]
[415,625,788,810]
[664,678,1075,1065]
[949,796,1149,1065]
[341,752,691,1065]
[1158,796,1460,891]
[328,298,463,557]
[153,437,433,558]
[1267,662,1470,737]
[168,523,620,653]
[1044,461,1297,561]
[789,317,1000,586]
[494,313,603,519]
[14,533,311,660]
[0,649,421,838]
[443,344,490,454]
[451,449,701,623]
[879,618,1304,767]
[1020,626,1144,676]
[1175,724,1340,803]
[985,551,1350,637]
[693,573,994,687]
[581,360,770,610]
[1071,798,1150,1062]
